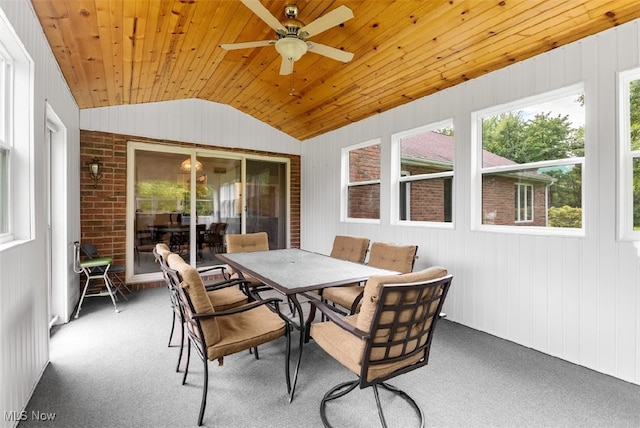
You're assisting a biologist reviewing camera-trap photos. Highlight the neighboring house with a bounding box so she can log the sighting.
[399,132,555,226]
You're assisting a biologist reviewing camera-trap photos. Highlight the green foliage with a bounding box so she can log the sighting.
[482,110,583,164]
[137,180,213,214]
[548,205,582,228]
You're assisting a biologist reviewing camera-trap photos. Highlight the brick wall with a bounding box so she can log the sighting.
[80,130,301,290]
[482,175,547,226]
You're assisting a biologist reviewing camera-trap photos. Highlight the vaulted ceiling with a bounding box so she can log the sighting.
[31,0,640,141]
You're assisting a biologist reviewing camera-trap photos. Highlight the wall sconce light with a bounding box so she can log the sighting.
[88,158,102,188]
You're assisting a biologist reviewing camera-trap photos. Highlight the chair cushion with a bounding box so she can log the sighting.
[167,254,221,346]
[207,286,248,312]
[330,235,369,263]
[356,266,448,334]
[155,243,171,263]
[321,285,363,310]
[225,232,269,253]
[311,317,424,382]
[368,242,417,273]
[207,304,285,361]
[313,266,448,382]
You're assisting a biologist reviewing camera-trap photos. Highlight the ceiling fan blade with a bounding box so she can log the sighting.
[307,43,354,63]
[279,58,294,76]
[299,5,354,38]
[240,0,284,33]
[220,40,275,50]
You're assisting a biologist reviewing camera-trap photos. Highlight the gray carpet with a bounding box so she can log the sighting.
[20,287,640,428]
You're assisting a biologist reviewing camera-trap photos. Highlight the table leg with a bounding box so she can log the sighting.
[286,294,305,403]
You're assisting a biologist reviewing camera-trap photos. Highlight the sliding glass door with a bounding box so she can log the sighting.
[130,143,289,278]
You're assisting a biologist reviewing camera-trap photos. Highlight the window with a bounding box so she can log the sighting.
[342,140,380,221]
[392,121,454,224]
[0,11,33,246]
[619,69,640,240]
[515,183,533,222]
[473,86,585,233]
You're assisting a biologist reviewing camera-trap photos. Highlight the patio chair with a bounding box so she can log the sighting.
[167,253,291,426]
[81,242,131,298]
[329,235,370,263]
[322,242,418,314]
[154,244,249,372]
[73,241,120,318]
[309,267,452,428]
[224,232,271,300]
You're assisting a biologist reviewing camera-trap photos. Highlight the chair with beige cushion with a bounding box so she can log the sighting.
[167,253,291,426]
[322,241,418,314]
[224,232,271,299]
[329,235,370,263]
[309,267,452,428]
[154,245,249,372]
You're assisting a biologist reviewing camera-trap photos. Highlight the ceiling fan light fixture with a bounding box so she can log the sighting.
[275,37,307,61]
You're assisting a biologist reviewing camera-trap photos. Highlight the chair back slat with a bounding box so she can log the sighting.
[359,273,452,386]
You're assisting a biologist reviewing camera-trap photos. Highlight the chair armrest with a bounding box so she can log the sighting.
[204,278,250,291]
[309,299,369,340]
[198,265,229,280]
[192,297,283,319]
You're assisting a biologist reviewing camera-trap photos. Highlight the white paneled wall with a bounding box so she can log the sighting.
[80,99,301,156]
[0,1,80,427]
[302,20,640,385]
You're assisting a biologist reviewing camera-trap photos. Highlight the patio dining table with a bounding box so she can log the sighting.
[216,248,396,401]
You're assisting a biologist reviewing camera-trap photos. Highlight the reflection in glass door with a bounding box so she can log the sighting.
[134,151,191,274]
[246,160,287,249]
[194,156,241,269]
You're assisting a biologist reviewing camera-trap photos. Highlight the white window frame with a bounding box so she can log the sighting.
[391,120,455,227]
[0,10,34,248]
[471,84,585,236]
[341,139,381,223]
[515,183,534,223]
[618,68,640,241]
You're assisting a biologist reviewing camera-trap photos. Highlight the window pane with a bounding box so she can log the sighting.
[348,183,380,219]
[193,156,242,269]
[0,148,7,233]
[134,151,192,274]
[482,93,585,167]
[483,165,582,228]
[246,159,287,250]
[634,158,640,230]
[349,144,380,182]
[630,79,640,151]
[400,178,452,222]
[400,130,454,174]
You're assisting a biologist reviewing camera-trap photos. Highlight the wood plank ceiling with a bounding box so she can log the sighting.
[31,0,640,141]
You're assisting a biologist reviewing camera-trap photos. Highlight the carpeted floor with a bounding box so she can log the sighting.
[19,286,640,428]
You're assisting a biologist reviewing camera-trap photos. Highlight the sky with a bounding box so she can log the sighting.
[519,93,585,128]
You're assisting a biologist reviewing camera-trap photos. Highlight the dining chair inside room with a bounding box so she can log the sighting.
[167,252,291,426]
[322,242,418,315]
[309,267,452,428]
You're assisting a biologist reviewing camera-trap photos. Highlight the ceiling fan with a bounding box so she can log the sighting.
[220,0,355,76]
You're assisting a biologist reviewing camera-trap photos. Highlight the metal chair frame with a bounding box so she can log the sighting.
[310,275,453,428]
[173,270,292,426]
[73,241,120,318]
